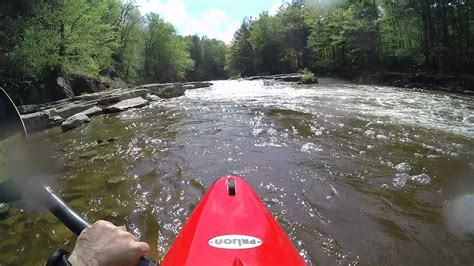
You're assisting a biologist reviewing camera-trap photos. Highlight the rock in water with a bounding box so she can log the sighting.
[183,84,195,90]
[185,81,211,89]
[80,106,102,117]
[21,111,50,133]
[61,113,91,132]
[141,83,186,98]
[105,97,149,113]
[145,94,162,102]
[47,115,64,127]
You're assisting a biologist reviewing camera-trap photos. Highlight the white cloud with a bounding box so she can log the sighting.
[136,0,240,43]
[269,0,285,16]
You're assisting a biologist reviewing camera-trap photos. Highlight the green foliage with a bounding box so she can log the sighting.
[300,69,316,84]
[226,18,256,77]
[11,0,121,78]
[114,2,145,83]
[2,0,472,100]
[185,35,228,81]
[1,0,229,93]
[226,0,474,75]
[142,13,194,82]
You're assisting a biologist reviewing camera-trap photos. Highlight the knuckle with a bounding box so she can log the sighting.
[117,230,135,240]
[95,220,108,227]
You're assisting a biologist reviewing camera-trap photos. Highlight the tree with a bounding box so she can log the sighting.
[185,35,205,80]
[142,13,194,83]
[226,18,256,77]
[249,12,286,74]
[114,1,145,83]
[11,0,121,78]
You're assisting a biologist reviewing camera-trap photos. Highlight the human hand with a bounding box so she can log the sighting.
[68,220,150,266]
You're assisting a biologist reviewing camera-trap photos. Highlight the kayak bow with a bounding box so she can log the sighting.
[162,176,306,266]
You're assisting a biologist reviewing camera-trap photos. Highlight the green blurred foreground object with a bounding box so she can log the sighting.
[0,88,28,202]
[0,133,22,184]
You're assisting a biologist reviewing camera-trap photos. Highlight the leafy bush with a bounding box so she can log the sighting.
[301,69,317,84]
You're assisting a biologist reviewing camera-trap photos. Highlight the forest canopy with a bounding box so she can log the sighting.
[0,0,228,86]
[227,0,473,76]
[0,0,472,103]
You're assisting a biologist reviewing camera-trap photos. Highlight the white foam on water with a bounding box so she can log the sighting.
[301,142,322,153]
[393,173,410,188]
[414,153,423,158]
[411,173,431,184]
[394,162,411,173]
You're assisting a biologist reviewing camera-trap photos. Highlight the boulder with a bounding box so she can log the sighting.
[21,111,50,133]
[97,89,149,105]
[55,101,98,119]
[185,81,211,89]
[41,75,75,102]
[145,94,162,102]
[273,74,302,82]
[105,97,149,113]
[61,113,91,132]
[57,77,75,98]
[142,83,185,99]
[245,74,302,82]
[47,115,64,127]
[80,106,103,117]
[183,84,195,90]
[70,76,103,95]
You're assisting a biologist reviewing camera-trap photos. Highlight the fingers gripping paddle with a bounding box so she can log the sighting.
[0,89,155,265]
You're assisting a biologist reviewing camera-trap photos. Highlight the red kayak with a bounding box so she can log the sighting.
[161,176,306,265]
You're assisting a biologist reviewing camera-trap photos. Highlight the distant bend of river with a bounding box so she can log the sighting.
[1,79,473,265]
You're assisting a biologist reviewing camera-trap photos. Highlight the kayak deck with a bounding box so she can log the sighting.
[161,176,306,265]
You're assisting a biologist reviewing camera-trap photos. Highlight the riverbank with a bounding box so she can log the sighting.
[244,71,473,94]
[355,71,474,94]
[18,81,211,134]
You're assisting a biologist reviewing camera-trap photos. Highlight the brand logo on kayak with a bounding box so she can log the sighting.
[208,235,262,249]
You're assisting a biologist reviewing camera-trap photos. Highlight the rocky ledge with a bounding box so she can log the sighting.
[245,73,303,82]
[19,81,211,133]
[245,73,318,84]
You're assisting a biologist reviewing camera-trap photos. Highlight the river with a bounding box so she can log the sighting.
[1,79,473,265]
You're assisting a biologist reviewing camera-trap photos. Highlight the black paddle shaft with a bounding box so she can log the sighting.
[41,186,155,265]
[41,185,90,235]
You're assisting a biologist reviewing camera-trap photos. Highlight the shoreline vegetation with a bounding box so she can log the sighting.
[0,0,473,106]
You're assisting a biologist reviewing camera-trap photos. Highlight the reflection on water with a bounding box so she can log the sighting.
[1,79,473,265]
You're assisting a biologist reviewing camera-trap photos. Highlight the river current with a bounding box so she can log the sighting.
[1,79,473,265]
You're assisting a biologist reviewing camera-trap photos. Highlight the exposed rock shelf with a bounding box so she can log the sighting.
[19,81,212,133]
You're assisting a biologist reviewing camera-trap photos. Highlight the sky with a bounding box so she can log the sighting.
[135,0,285,43]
